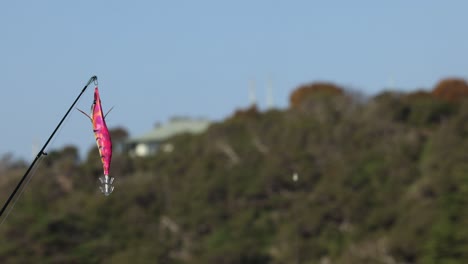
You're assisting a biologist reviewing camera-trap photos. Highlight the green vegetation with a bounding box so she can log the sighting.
[0,79,467,263]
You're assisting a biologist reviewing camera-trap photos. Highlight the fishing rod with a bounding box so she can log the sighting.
[0,75,98,219]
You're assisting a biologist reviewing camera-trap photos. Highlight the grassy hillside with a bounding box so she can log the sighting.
[0,80,467,263]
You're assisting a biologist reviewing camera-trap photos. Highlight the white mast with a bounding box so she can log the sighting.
[249,79,257,106]
[266,76,274,109]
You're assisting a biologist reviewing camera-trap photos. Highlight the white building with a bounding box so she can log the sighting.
[126,117,211,157]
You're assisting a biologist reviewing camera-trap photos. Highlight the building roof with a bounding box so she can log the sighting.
[128,117,211,143]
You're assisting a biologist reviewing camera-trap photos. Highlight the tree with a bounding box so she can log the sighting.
[432,78,468,102]
[110,126,130,154]
[289,82,345,108]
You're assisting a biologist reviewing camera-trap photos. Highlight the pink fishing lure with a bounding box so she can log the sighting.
[78,87,114,195]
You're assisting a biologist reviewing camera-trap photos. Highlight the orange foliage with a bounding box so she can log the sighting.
[405,90,433,100]
[229,105,259,120]
[289,82,344,108]
[432,78,468,102]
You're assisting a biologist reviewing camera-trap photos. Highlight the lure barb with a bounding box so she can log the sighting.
[99,175,114,196]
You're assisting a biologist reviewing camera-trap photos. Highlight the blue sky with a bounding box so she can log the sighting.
[1,1,468,160]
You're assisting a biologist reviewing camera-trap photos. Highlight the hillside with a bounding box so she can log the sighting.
[0,79,467,263]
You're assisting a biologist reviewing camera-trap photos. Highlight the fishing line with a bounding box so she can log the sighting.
[0,76,97,222]
[0,156,44,226]
[1,109,80,226]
